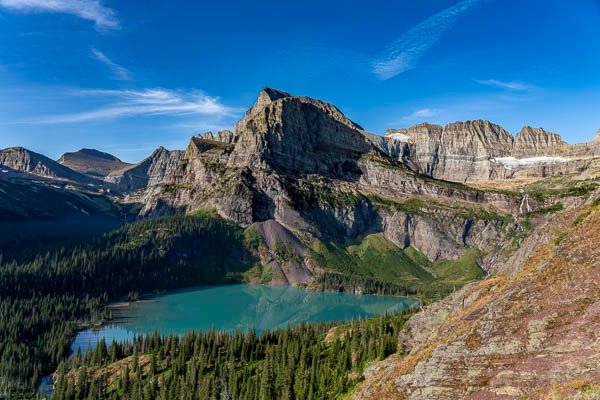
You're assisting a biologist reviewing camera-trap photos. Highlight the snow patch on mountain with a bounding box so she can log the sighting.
[388,132,411,142]
[492,156,568,170]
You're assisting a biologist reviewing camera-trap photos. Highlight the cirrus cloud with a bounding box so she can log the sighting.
[91,48,131,80]
[372,0,488,80]
[401,108,439,121]
[474,79,533,91]
[35,88,238,124]
[0,0,119,30]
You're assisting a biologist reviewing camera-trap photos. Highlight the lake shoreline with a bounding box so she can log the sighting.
[75,283,418,351]
[39,283,416,396]
[104,281,420,317]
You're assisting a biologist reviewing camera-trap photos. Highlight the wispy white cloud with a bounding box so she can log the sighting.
[35,88,237,123]
[0,0,118,30]
[386,108,441,127]
[91,48,131,81]
[402,108,439,121]
[372,0,487,80]
[474,79,533,91]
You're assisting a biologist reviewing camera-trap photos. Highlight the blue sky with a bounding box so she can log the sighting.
[1,0,599,162]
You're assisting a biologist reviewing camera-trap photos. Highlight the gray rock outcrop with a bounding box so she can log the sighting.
[200,130,239,144]
[0,146,92,183]
[512,126,568,157]
[106,146,183,193]
[380,122,600,182]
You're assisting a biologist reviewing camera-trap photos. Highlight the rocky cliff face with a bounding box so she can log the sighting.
[379,121,514,182]
[106,147,183,193]
[227,88,373,176]
[138,89,534,286]
[0,146,92,183]
[382,122,600,182]
[354,193,600,399]
[58,148,132,178]
[141,89,526,218]
[201,130,239,144]
[512,126,568,157]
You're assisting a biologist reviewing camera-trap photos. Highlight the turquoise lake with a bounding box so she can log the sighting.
[72,284,417,353]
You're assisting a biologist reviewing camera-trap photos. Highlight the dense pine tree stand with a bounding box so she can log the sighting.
[51,312,412,400]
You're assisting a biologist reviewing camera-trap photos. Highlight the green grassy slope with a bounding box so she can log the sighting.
[310,234,485,301]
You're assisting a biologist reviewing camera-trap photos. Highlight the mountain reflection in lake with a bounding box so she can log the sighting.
[72,284,417,353]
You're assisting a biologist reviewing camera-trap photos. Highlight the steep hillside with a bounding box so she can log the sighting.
[58,148,132,178]
[105,146,183,193]
[0,178,117,221]
[354,191,600,399]
[0,175,132,259]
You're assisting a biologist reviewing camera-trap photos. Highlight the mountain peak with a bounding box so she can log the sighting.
[513,126,567,157]
[443,120,513,144]
[515,125,562,139]
[259,87,292,102]
[5,146,26,151]
[58,148,131,178]
[240,88,293,124]
[76,148,121,161]
[445,119,505,131]
[2,146,90,182]
[106,146,183,193]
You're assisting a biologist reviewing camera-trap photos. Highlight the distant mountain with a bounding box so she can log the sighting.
[379,121,600,182]
[58,148,132,178]
[0,147,129,235]
[105,146,183,193]
[0,146,92,183]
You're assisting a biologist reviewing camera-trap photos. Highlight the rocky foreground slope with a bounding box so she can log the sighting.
[354,191,600,399]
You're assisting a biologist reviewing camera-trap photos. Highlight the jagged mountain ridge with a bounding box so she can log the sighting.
[141,89,525,219]
[0,146,94,183]
[381,121,600,182]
